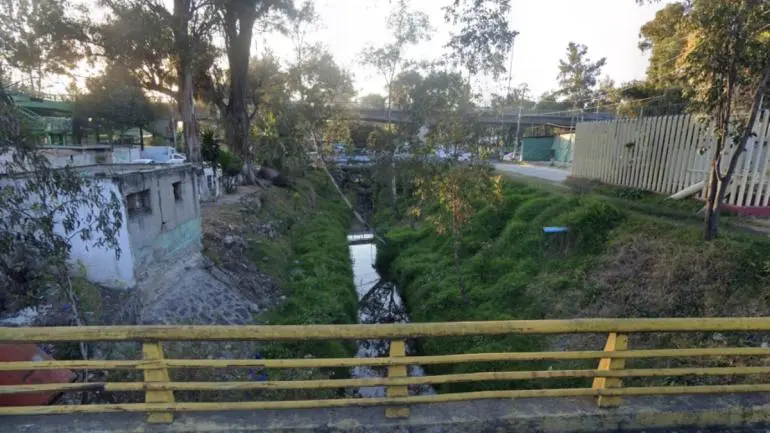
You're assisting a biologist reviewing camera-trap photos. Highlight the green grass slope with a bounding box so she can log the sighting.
[376,179,770,392]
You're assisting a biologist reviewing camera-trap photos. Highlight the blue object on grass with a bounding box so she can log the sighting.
[543,226,568,233]
[248,352,268,382]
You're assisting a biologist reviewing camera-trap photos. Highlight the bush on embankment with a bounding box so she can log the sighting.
[377,177,770,393]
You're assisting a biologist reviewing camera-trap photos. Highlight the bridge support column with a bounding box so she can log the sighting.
[385,340,409,418]
[592,332,628,408]
[143,342,175,424]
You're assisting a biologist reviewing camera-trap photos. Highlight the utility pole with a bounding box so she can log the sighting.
[503,32,518,159]
[514,105,522,161]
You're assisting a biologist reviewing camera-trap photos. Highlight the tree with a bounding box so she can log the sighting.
[615,80,687,117]
[443,0,518,80]
[556,42,607,108]
[636,0,770,239]
[680,0,770,239]
[209,0,294,170]
[96,0,219,164]
[0,0,88,92]
[246,52,305,171]
[409,71,476,154]
[0,81,122,319]
[359,93,386,110]
[290,48,355,142]
[360,0,430,207]
[350,122,381,149]
[391,70,424,112]
[360,0,430,121]
[74,66,155,147]
[411,163,502,303]
[639,2,689,88]
[491,83,534,111]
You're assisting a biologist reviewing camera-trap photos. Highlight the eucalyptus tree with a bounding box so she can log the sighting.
[209,0,295,170]
[360,0,431,206]
[96,0,219,164]
[0,0,88,92]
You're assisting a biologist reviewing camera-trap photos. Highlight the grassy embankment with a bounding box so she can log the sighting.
[248,171,358,359]
[376,170,770,393]
[188,170,358,402]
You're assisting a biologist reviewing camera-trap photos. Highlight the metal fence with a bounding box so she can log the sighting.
[573,110,770,206]
[2,319,770,423]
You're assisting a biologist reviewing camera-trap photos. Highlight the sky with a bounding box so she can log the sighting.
[37,0,669,100]
[260,0,670,100]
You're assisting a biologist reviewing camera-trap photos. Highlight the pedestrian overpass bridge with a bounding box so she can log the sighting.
[356,108,614,127]
[3,318,770,433]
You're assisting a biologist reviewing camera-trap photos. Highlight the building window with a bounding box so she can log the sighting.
[206,175,213,191]
[126,190,151,216]
[173,181,182,201]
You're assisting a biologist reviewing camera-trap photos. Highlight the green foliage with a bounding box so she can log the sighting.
[210,0,294,159]
[0,82,123,314]
[639,2,689,88]
[218,149,243,193]
[218,149,243,177]
[74,66,155,138]
[443,0,518,79]
[556,42,607,108]
[200,129,220,167]
[379,172,770,392]
[656,0,770,239]
[261,172,358,363]
[377,178,627,392]
[358,93,386,110]
[0,0,88,91]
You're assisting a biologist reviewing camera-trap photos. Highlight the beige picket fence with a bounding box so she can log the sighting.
[573,110,770,207]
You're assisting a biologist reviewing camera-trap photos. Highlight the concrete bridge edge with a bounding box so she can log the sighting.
[6,395,770,433]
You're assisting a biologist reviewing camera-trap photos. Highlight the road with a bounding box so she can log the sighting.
[494,162,571,183]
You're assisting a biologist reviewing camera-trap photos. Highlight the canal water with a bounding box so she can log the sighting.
[347,232,434,397]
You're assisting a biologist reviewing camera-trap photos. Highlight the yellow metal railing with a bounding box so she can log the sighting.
[2,318,770,423]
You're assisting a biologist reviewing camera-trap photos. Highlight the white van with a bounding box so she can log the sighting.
[138,147,187,164]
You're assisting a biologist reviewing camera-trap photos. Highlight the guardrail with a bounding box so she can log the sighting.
[1,318,769,424]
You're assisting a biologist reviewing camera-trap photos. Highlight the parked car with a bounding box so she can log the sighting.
[457,152,472,162]
[138,146,187,164]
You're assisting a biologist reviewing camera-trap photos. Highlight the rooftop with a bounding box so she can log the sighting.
[75,163,194,179]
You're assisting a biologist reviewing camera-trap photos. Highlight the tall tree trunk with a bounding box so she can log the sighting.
[704,19,741,241]
[704,160,721,240]
[222,6,257,182]
[139,126,144,150]
[174,0,201,165]
[179,70,200,164]
[224,24,253,158]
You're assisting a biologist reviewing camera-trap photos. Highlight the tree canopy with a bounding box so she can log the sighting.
[556,42,607,109]
[0,0,88,92]
[74,66,155,143]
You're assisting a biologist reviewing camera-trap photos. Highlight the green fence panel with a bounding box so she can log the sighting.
[552,134,574,163]
[521,137,555,161]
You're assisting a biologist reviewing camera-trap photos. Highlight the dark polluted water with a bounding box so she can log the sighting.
[347,233,434,398]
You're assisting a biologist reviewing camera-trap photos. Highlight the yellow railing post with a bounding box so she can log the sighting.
[142,342,174,424]
[592,332,628,408]
[385,340,409,418]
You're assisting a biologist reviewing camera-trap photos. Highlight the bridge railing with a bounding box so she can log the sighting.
[1,318,770,423]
